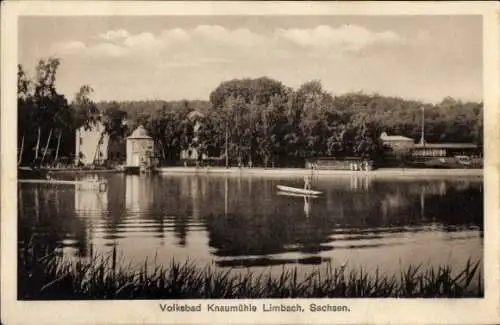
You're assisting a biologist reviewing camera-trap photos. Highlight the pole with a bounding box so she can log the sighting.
[225,122,229,168]
[420,106,425,145]
[18,134,24,166]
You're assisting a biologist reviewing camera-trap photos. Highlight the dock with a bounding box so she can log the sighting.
[18,179,80,185]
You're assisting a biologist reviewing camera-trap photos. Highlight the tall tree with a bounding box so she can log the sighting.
[73,85,100,130]
[72,84,101,164]
[30,58,69,165]
[17,64,33,166]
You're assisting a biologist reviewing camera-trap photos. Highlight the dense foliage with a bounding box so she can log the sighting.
[17,58,483,167]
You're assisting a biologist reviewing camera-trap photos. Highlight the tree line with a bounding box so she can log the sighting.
[17,58,483,168]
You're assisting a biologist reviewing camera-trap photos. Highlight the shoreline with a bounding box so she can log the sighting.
[26,167,122,174]
[155,167,483,178]
[22,166,484,178]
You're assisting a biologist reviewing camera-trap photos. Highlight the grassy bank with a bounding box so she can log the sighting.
[19,247,483,299]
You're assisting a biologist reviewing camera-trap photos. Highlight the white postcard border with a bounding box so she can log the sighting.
[1,2,499,325]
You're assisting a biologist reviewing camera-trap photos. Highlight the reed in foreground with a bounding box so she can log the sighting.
[18,247,483,299]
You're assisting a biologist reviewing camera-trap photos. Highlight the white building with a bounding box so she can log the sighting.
[126,125,154,171]
[75,121,109,166]
[380,132,414,152]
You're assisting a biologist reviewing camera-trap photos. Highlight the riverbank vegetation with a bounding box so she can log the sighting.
[19,245,483,299]
[18,58,483,168]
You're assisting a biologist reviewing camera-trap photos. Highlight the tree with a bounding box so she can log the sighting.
[102,101,127,138]
[209,77,290,166]
[19,60,483,169]
[100,101,128,163]
[344,113,386,161]
[17,58,76,166]
[30,58,72,165]
[71,85,102,165]
[73,85,99,130]
[197,109,225,161]
[141,104,196,165]
[47,93,71,164]
[17,64,33,165]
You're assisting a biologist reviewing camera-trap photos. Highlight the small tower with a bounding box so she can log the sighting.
[125,125,154,174]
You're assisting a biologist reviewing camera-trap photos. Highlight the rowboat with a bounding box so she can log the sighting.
[276,185,322,196]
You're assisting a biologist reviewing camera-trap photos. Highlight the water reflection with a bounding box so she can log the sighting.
[126,175,153,213]
[18,183,88,257]
[75,187,108,213]
[304,196,311,218]
[19,174,483,274]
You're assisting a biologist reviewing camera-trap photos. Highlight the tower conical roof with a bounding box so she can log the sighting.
[127,125,152,139]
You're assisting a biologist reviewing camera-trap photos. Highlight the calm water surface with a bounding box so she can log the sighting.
[18,173,483,276]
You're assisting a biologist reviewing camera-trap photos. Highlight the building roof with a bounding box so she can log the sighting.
[187,110,205,120]
[77,120,104,132]
[413,143,478,149]
[380,132,414,142]
[127,125,152,139]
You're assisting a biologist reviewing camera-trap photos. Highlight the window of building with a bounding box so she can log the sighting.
[79,137,83,145]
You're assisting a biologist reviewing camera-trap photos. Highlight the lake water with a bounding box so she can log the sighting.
[18,173,483,277]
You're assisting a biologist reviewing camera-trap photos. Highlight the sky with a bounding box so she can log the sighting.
[18,15,483,103]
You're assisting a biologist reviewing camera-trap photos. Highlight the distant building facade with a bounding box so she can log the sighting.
[380,132,415,153]
[126,125,155,172]
[180,110,208,165]
[380,131,480,161]
[75,121,109,166]
[412,143,480,158]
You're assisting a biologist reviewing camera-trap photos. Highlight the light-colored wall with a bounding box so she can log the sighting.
[75,123,109,165]
[383,139,414,152]
[126,138,154,167]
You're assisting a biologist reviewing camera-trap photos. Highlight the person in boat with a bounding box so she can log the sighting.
[304,175,312,191]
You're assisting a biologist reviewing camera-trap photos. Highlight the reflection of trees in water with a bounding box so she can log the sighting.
[172,177,194,246]
[202,177,483,257]
[203,179,337,256]
[381,180,483,229]
[159,176,210,246]
[173,213,188,246]
[204,210,334,257]
[18,185,88,257]
[101,176,127,245]
[342,180,482,229]
[18,176,484,263]
[422,186,483,229]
